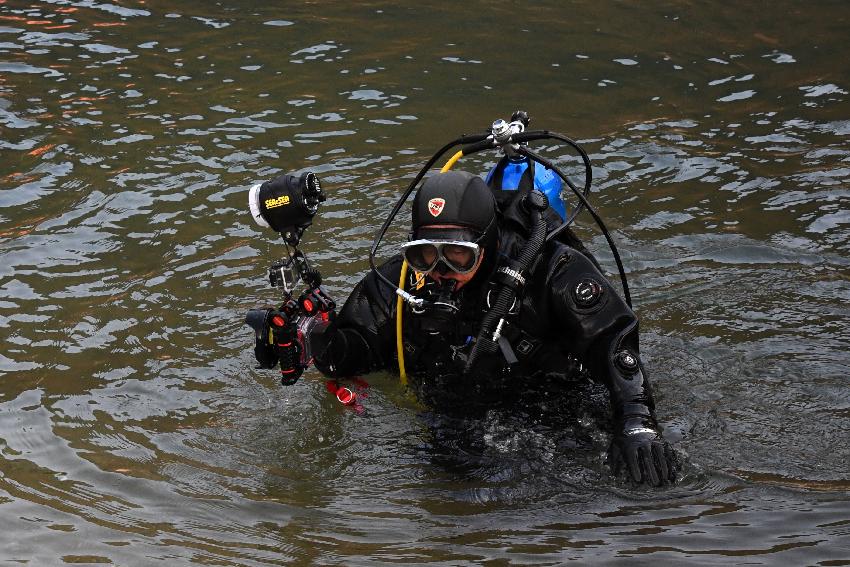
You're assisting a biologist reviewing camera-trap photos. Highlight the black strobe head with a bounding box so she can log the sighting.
[248,171,325,245]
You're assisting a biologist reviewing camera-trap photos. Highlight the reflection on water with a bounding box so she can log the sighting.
[1,0,849,564]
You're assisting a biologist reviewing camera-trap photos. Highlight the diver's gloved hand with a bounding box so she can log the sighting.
[609,417,677,486]
[268,309,305,385]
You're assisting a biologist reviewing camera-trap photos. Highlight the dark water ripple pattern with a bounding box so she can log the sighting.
[1,1,849,564]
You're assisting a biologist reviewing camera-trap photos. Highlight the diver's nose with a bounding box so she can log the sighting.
[434,260,451,275]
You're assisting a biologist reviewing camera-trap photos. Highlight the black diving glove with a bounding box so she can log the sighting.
[609,417,677,486]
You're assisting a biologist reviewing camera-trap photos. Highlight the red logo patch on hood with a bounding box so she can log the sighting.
[428,197,445,217]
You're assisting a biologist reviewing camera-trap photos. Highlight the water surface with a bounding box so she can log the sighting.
[1,1,849,564]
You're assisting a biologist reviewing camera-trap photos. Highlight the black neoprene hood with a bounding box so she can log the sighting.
[411,171,497,238]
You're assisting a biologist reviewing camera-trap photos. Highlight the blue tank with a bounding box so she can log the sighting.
[485,157,567,220]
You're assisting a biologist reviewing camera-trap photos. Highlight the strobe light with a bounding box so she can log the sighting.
[248,171,325,245]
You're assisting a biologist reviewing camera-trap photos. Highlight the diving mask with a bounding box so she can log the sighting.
[401,239,481,274]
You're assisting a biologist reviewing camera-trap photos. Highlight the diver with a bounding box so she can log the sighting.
[246,115,677,486]
[248,167,677,487]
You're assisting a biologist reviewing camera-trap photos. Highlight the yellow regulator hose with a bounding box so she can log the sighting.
[396,259,410,385]
[441,150,463,173]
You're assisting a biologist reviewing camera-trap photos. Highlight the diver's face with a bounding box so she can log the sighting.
[428,249,484,290]
[418,243,476,271]
[411,224,487,290]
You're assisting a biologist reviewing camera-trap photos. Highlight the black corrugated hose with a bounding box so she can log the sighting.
[463,190,549,375]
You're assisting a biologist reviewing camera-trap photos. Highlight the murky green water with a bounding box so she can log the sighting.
[1,1,849,564]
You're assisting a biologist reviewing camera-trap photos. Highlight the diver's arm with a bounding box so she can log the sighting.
[313,324,373,378]
[547,247,676,485]
[314,257,402,378]
[313,282,383,378]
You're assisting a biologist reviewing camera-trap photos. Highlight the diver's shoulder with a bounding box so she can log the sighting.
[373,255,404,280]
[537,238,603,277]
[362,255,403,301]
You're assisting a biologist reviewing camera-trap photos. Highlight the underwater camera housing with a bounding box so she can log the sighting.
[245,170,335,385]
[248,171,325,246]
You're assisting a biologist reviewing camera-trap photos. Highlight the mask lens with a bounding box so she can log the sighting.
[404,242,439,272]
[442,244,476,272]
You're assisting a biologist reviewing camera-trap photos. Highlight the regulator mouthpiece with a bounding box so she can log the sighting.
[248,171,325,245]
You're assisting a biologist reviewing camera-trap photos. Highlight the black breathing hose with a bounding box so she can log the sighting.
[463,191,549,375]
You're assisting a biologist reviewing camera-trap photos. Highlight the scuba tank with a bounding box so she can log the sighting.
[484,110,567,221]
[485,155,567,221]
